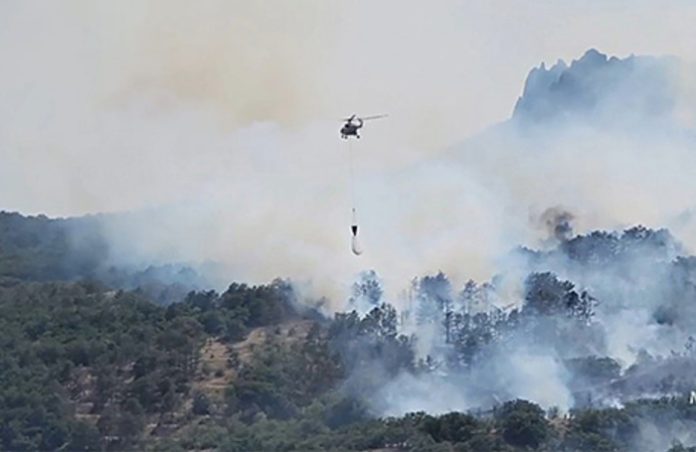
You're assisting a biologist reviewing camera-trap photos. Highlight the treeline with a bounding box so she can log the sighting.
[0,211,205,303]
[160,396,696,451]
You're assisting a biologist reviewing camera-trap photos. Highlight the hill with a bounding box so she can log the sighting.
[3,209,696,451]
[513,49,677,126]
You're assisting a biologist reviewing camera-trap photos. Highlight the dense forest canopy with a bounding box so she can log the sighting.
[2,210,696,451]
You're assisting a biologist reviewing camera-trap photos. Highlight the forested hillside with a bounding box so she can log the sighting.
[2,211,696,451]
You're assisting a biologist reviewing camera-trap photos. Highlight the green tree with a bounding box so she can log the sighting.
[496,400,549,449]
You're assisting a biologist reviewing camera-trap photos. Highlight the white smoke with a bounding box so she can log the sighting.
[3,3,696,304]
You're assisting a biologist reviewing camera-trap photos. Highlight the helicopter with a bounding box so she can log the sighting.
[340,114,387,139]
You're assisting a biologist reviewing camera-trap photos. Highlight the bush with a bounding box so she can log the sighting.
[496,400,549,449]
[193,391,211,415]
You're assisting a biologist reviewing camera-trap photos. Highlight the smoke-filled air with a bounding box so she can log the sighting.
[3,1,696,451]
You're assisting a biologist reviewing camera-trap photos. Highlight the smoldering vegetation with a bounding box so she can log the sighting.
[329,224,696,450]
[346,225,695,412]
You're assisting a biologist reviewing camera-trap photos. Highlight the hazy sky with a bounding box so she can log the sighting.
[2,1,696,215]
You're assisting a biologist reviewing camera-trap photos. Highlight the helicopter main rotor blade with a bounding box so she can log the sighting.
[360,114,388,121]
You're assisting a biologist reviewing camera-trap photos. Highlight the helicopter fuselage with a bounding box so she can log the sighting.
[340,118,364,139]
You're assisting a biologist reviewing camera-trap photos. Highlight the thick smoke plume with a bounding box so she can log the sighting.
[3,3,696,304]
[538,207,576,243]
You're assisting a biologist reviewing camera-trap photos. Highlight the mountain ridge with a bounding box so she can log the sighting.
[513,48,678,126]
